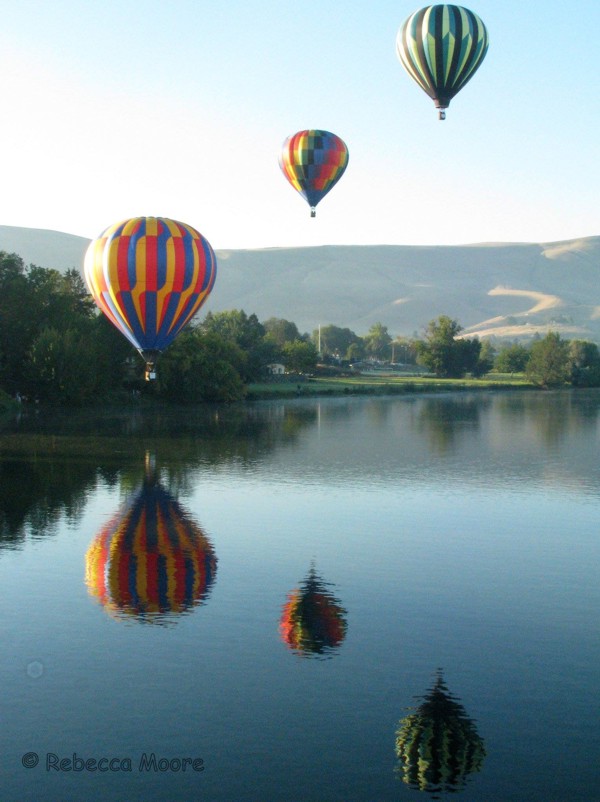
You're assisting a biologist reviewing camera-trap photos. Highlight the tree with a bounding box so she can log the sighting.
[416,316,481,378]
[282,339,318,373]
[28,326,99,404]
[495,343,529,374]
[200,310,271,380]
[391,337,418,365]
[0,252,35,394]
[312,325,361,361]
[363,322,392,360]
[525,332,569,387]
[346,341,365,363]
[567,340,600,387]
[0,254,100,398]
[472,339,495,378]
[263,318,301,347]
[157,329,245,402]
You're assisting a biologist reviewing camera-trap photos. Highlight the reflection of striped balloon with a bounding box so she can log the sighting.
[395,672,486,793]
[280,567,347,656]
[85,480,217,622]
[279,130,348,216]
[84,217,217,354]
[397,5,489,117]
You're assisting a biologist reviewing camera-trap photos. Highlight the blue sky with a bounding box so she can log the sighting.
[1,0,599,250]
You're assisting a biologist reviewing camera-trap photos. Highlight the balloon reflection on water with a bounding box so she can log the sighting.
[395,670,485,797]
[85,473,217,623]
[280,565,347,658]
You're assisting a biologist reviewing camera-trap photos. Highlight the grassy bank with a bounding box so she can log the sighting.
[246,373,534,400]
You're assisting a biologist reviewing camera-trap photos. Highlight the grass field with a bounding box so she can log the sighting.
[246,373,534,400]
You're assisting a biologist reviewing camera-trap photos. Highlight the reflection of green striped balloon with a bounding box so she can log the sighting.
[397,4,489,119]
[395,672,485,794]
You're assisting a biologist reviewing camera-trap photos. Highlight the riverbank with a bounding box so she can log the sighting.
[245,373,535,400]
[0,373,545,415]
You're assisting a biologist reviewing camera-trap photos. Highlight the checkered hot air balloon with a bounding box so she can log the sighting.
[84,217,217,380]
[280,565,347,657]
[395,671,486,794]
[279,130,349,217]
[85,476,217,623]
[397,5,489,119]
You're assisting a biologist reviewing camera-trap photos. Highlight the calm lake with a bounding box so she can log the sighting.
[1,390,599,802]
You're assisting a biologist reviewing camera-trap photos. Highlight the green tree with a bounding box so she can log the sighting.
[363,322,392,360]
[391,337,418,365]
[346,341,365,363]
[472,339,495,378]
[567,340,600,387]
[282,339,318,373]
[263,317,302,347]
[200,310,272,380]
[416,316,481,378]
[157,329,245,402]
[28,326,98,404]
[91,313,142,390]
[0,252,35,394]
[0,254,100,398]
[495,343,530,374]
[525,332,569,387]
[312,325,361,360]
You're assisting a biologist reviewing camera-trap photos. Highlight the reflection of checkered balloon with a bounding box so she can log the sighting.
[280,566,347,656]
[279,130,349,215]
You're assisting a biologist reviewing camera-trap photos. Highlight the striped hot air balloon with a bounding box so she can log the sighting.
[395,671,486,794]
[85,477,217,623]
[84,216,217,379]
[279,130,349,217]
[280,565,347,657]
[396,5,489,119]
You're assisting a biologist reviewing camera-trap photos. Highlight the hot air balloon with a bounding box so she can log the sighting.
[280,564,347,657]
[84,216,217,380]
[85,469,217,623]
[279,130,349,217]
[395,670,486,795]
[396,5,489,119]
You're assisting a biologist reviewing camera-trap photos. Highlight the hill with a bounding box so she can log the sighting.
[1,225,599,342]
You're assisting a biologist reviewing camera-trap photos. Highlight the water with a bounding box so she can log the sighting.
[1,391,599,802]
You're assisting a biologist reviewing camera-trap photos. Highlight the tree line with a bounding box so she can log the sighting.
[1,252,599,406]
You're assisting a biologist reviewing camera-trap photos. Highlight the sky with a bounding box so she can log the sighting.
[1,0,600,251]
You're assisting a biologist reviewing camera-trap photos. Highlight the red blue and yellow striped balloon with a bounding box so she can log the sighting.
[279,130,349,217]
[85,478,217,622]
[84,217,217,373]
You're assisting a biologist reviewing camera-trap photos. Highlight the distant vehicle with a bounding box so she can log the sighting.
[396,4,489,119]
[84,216,217,380]
[279,129,349,217]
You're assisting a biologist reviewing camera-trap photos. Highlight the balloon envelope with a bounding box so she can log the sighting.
[84,216,217,374]
[396,4,489,118]
[85,477,217,622]
[279,130,349,216]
